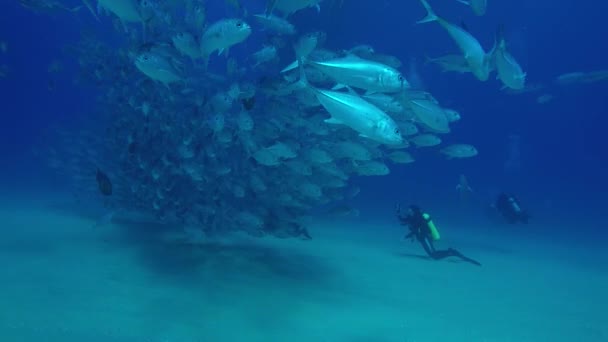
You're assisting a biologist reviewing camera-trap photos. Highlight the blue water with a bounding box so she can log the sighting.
[0,1,607,340]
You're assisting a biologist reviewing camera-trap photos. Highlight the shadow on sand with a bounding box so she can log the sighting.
[396,252,469,265]
[98,216,335,289]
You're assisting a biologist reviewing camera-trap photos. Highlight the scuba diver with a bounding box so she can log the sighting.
[396,204,481,266]
[495,193,530,224]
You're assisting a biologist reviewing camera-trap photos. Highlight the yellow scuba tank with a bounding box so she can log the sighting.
[422,213,441,240]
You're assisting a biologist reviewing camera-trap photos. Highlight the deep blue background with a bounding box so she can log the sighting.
[0,1,606,233]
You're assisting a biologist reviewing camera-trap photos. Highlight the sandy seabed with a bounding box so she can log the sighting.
[0,197,606,342]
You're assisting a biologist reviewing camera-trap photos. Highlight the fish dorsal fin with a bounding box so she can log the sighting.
[496,24,506,50]
[341,53,365,62]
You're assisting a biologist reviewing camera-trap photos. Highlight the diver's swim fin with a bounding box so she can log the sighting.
[450,248,482,266]
[462,256,482,266]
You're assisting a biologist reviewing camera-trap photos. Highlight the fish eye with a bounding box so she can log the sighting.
[236,22,243,27]
[394,128,400,134]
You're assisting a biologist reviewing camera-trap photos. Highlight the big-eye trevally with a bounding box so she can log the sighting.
[410,134,442,147]
[302,55,409,93]
[441,144,478,159]
[456,0,487,16]
[172,32,201,60]
[253,14,296,35]
[305,84,403,145]
[270,0,322,17]
[494,35,526,90]
[134,52,182,87]
[200,19,252,61]
[97,0,142,23]
[425,54,471,74]
[417,0,491,81]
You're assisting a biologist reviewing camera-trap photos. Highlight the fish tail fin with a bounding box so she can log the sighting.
[297,58,309,87]
[280,59,300,73]
[496,24,507,50]
[417,0,438,24]
[81,0,100,21]
[265,0,277,15]
[485,25,503,65]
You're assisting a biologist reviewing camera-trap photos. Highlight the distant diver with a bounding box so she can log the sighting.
[456,174,473,204]
[495,193,529,224]
[396,204,481,266]
[96,168,112,196]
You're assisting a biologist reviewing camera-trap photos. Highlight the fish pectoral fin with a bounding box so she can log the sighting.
[359,133,370,138]
[324,117,343,125]
[331,83,347,90]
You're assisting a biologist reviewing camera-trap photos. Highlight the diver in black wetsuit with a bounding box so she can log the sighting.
[396,205,481,266]
[495,193,530,224]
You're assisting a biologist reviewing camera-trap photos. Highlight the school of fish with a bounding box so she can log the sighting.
[23,0,576,238]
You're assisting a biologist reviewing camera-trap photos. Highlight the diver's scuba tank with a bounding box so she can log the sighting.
[422,213,441,240]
